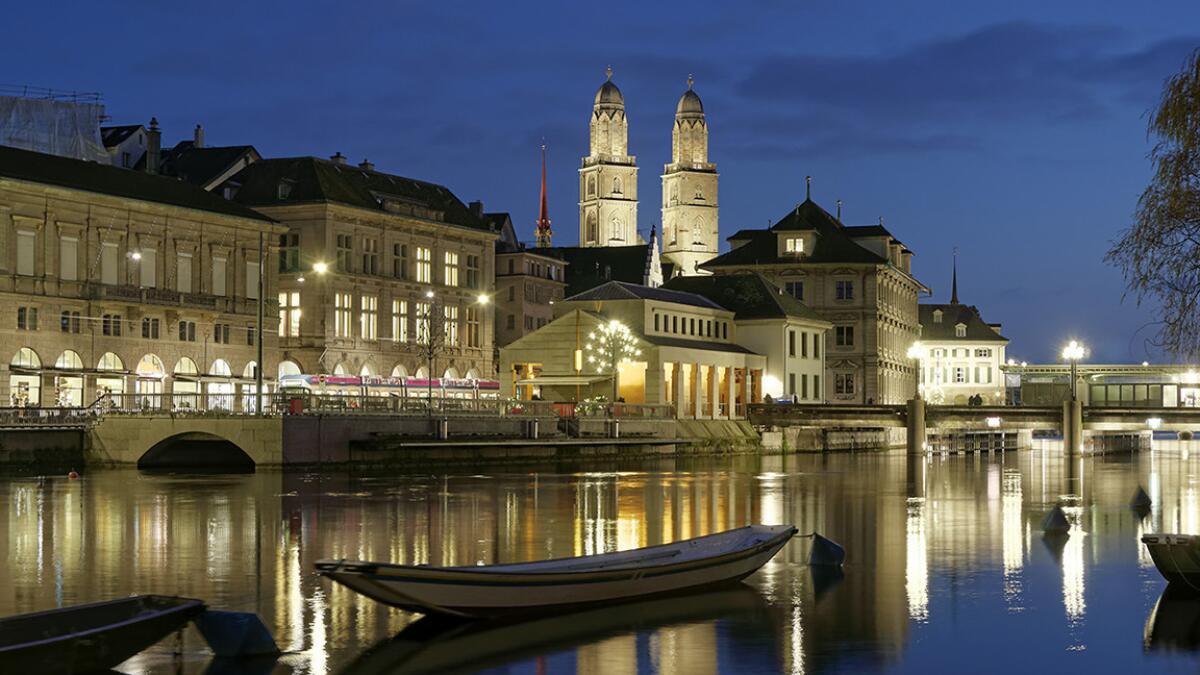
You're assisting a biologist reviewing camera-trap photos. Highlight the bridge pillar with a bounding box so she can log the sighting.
[906,397,926,455]
[1063,399,1083,456]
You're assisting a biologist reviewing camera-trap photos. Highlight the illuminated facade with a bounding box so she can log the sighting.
[661,77,719,277]
[0,145,283,409]
[580,68,639,248]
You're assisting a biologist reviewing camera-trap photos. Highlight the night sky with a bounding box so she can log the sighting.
[6,2,1199,362]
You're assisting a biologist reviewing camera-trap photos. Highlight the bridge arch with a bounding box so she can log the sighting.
[137,431,255,471]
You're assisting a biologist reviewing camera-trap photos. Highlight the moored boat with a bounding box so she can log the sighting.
[317,524,796,618]
[0,595,206,672]
[1142,534,1200,589]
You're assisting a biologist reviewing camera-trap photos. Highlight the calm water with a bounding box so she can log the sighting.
[5,449,1200,674]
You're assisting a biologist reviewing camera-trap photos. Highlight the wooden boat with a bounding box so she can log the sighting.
[339,586,769,675]
[317,524,796,618]
[0,595,206,672]
[1145,584,1200,651]
[1142,534,1200,588]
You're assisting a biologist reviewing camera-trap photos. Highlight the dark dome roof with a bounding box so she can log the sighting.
[594,80,624,107]
[676,88,704,115]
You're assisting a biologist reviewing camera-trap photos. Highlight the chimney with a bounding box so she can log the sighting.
[146,117,161,175]
[468,200,484,217]
[359,158,375,171]
[330,152,347,165]
[193,124,205,148]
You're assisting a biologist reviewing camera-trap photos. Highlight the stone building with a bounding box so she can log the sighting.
[500,281,766,418]
[0,145,284,409]
[661,77,719,277]
[701,197,926,404]
[492,212,566,347]
[224,154,497,382]
[916,266,1007,404]
[579,68,639,247]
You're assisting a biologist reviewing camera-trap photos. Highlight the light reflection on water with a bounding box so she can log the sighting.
[5,449,1200,673]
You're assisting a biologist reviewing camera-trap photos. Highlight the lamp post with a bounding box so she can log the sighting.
[1062,340,1086,400]
[906,341,924,400]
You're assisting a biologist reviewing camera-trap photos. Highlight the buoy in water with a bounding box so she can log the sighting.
[67,471,79,480]
[1042,504,1070,535]
[1131,486,1152,509]
[808,532,846,567]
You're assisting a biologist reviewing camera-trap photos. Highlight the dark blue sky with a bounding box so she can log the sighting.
[6,2,1199,362]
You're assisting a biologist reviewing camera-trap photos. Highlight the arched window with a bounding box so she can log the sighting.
[242,362,258,379]
[443,367,460,380]
[465,368,480,380]
[360,363,376,377]
[692,219,704,245]
[586,213,598,243]
[96,352,124,371]
[136,354,165,377]
[278,360,302,378]
[55,350,83,370]
[209,359,232,377]
[391,364,409,379]
[174,357,200,376]
[333,362,348,376]
[612,176,622,195]
[11,347,41,369]
[415,366,429,379]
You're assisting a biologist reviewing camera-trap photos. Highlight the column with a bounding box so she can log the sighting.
[738,367,749,418]
[672,362,684,419]
[690,363,701,419]
[725,366,736,419]
[708,366,720,420]
[906,396,926,455]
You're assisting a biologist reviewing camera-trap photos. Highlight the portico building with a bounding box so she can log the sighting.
[499,282,766,418]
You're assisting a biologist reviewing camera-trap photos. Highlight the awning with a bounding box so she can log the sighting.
[516,375,611,386]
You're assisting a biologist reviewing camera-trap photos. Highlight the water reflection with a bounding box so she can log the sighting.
[3,448,1200,672]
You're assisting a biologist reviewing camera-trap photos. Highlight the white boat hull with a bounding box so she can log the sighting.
[317,524,796,618]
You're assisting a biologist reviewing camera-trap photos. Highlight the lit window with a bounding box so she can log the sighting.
[392,300,408,342]
[785,238,803,253]
[444,305,459,346]
[278,291,301,337]
[415,302,431,344]
[416,247,432,283]
[335,292,352,337]
[360,295,378,340]
[444,251,459,287]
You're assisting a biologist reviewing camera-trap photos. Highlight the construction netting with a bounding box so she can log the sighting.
[0,95,109,163]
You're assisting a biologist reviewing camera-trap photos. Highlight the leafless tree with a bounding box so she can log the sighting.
[1107,48,1200,359]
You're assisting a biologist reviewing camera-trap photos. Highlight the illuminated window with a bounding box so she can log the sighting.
[955,324,966,338]
[392,300,408,343]
[785,238,803,253]
[335,292,352,338]
[416,246,432,283]
[444,251,459,287]
[278,291,301,337]
[415,302,431,344]
[444,305,459,346]
[360,295,378,340]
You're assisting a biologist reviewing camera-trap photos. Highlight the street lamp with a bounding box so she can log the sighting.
[312,261,329,275]
[1061,340,1086,400]
[906,341,924,400]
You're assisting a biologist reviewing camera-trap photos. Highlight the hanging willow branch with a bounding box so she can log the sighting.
[1107,48,1200,360]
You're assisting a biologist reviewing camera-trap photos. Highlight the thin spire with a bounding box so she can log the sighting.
[805,175,812,200]
[606,65,613,81]
[535,143,552,248]
[836,199,843,221]
[687,74,694,90]
[951,247,959,304]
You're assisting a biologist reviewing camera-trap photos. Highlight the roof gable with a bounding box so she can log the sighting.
[919,303,1007,342]
[704,198,886,269]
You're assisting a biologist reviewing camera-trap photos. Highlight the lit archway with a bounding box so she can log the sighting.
[208,359,234,410]
[9,347,42,407]
[333,362,349,376]
[53,350,85,407]
[135,354,166,409]
[173,357,200,410]
[96,352,126,402]
[278,360,302,378]
[391,364,409,378]
[465,368,480,380]
[443,367,460,380]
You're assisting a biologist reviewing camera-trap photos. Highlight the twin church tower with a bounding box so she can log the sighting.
[575,67,718,276]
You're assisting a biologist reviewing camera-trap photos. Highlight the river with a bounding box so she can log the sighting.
[3,448,1200,673]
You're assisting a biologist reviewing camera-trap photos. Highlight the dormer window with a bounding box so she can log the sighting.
[785,237,804,254]
[276,179,295,200]
[933,309,943,323]
[955,323,966,338]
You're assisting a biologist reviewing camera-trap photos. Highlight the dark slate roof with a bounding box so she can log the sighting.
[702,198,887,269]
[160,142,258,187]
[100,125,142,148]
[663,273,828,323]
[919,303,1008,342]
[643,335,757,354]
[542,245,651,296]
[228,157,490,232]
[844,224,908,250]
[565,280,725,310]
[0,145,272,221]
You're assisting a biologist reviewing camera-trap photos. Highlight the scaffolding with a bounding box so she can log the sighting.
[0,84,109,163]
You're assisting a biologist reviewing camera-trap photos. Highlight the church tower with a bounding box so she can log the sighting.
[661,76,718,276]
[579,67,638,247]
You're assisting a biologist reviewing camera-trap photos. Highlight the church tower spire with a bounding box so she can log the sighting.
[951,248,960,304]
[579,66,638,248]
[661,74,718,276]
[535,144,552,248]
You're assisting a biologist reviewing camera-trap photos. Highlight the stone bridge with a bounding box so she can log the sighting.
[749,402,1200,454]
[87,415,282,468]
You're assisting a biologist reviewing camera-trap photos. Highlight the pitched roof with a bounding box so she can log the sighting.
[564,280,725,310]
[643,334,757,354]
[0,145,272,221]
[541,244,653,296]
[662,273,828,323]
[702,198,887,269]
[100,125,142,148]
[160,142,258,188]
[227,157,490,232]
[919,303,1007,342]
